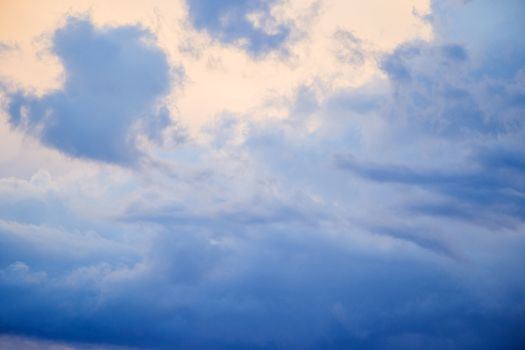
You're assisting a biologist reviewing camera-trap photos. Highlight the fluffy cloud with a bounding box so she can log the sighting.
[185,0,290,56]
[6,18,176,165]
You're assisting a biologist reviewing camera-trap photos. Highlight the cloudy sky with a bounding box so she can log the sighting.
[0,0,524,349]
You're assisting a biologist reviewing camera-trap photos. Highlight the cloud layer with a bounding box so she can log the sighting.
[0,0,524,349]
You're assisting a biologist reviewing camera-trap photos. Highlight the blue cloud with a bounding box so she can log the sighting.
[0,205,510,349]
[1,209,523,349]
[336,152,525,223]
[185,0,290,56]
[432,0,525,79]
[380,44,420,82]
[441,44,468,61]
[1,1,525,349]
[7,18,175,165]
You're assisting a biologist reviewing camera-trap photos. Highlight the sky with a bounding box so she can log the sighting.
[0,0,524,349]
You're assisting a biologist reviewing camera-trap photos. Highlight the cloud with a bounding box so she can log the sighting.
[1,1,525,349]
[336,153,525,225]
[432,0,525,79]
[185,0,290,56]
[7,17,176,165]
[0,42,17,54]
[1,200,523,349]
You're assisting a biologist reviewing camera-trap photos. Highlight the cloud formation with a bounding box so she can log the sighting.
[0,0,525,349]
[185,0,290,56]
[7,18,174,164]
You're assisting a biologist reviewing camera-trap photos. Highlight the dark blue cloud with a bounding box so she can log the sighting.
[336,152,525,224]
[3,207,523,350]
[185,0,290,56]
[7,18,175,165]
